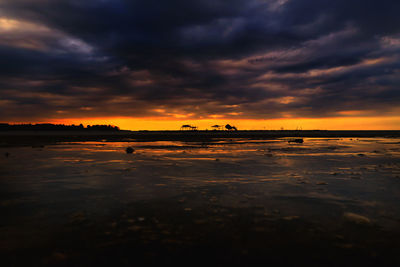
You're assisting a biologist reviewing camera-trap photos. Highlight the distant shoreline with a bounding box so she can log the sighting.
[1,130,400,137]
[1,130,400,147]
[1,129,400,136]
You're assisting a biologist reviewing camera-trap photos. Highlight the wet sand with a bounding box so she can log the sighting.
[1,135,400,266]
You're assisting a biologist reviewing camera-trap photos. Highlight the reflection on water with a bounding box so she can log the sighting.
[1,138,400,266]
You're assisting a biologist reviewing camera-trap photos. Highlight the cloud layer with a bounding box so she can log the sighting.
[1,0,399,121]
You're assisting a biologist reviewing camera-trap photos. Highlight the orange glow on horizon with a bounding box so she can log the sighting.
[9,116,400,131]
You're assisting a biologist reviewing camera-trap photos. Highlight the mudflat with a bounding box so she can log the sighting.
[1,133,400,266]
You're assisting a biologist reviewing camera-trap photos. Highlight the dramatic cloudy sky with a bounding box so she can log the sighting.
[0,0,399,129]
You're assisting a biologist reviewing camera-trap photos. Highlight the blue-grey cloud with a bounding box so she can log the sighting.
[0,0,399,121]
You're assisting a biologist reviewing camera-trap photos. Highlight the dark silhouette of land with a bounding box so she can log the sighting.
[1,124,399,147]
[1,123,399,136]
[0,123,120,131]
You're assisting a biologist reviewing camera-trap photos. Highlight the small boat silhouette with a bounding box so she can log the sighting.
[288,138,304,144]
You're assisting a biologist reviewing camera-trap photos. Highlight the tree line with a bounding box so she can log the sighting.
[0,123,120,131]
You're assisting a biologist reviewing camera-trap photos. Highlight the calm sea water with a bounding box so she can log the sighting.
[1,138,400,266]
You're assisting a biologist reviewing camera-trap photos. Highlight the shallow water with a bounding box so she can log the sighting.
[1,138,400,266]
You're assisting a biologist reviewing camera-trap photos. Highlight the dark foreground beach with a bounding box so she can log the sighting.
[1,131,400,266]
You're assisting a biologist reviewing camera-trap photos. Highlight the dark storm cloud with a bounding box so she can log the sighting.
[0,0,399,121]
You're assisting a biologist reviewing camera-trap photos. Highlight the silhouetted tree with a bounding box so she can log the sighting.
[211,125,223,130]
[180,125,197,131]
[225,124,238,131]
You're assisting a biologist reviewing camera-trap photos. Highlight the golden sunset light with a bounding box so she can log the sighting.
[21,116,400,131]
